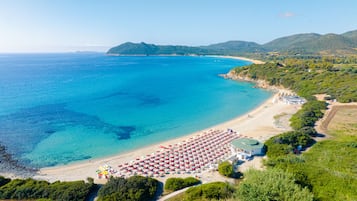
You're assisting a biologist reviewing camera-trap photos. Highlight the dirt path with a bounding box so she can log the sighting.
[315,102,357,140]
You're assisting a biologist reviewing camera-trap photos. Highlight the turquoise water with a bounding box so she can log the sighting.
[0,54,271,167]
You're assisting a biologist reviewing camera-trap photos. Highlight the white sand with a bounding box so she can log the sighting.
[34,91,298,183]
[209,55,265,64]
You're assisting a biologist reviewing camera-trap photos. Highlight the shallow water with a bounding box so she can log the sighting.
[0,54,271,167]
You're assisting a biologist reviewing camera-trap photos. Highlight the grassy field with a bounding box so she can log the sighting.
[327,106,357,138]
[300,106,357,201]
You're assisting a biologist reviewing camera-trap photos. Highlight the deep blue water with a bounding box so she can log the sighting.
[0,53,271,167]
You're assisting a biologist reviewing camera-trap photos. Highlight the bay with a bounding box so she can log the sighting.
[0,53,271,167]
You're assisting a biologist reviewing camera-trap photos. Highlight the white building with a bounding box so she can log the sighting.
[282,95,306,105]
[230,138,265,160]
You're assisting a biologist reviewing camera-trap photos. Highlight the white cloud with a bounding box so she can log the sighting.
[281,12,295,18]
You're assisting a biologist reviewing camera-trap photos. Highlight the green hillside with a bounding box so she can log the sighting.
[203,41,266,55]
[264,33,356,54]
[107,30,357,56]
[107,42,208,55]
[263,33,321,51]
[342,30,357,41]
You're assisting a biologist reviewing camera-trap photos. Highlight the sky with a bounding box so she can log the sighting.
[0,0,356,52]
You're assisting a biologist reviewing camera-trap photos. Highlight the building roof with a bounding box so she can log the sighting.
[231,138,264,152]
[282,96,306,104]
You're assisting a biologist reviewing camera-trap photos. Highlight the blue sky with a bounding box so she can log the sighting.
[0,0,356,52]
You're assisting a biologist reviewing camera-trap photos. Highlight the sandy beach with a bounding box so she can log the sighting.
[32,56,298,184]
[209,55,265,64]
[34,89,298,183]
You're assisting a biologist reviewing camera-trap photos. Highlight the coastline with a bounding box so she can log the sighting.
[1,55,295,183]
[34,90,298,183]
[208,55,265,64]
[107,54,265,65]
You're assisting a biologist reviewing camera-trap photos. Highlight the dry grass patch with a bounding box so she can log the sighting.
[327,107,357,137]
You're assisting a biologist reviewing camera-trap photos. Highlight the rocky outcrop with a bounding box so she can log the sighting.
[221,70,279,90]
[0,144,37,178]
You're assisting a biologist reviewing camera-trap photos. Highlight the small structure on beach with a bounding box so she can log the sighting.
[281,95,305,105]
[230,138,265,159]
[96,164,117,179]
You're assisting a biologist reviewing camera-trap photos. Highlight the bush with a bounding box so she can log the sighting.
[218,161,234,177]
[164,177,200,191]
[0,177,94,201]
[184,182,235,200]
[235,169,313,201]
[290,100,326,130]
[298,127,318,137]
[97,176,159,201]
[265,131,314,158]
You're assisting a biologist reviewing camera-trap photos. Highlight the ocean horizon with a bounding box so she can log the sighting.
[0,53,271,168]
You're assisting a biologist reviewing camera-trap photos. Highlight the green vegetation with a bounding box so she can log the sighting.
[290,100,326,130]
[218,161,234,177]
[97,176,159,201]
[95,55,355,201]
[164,177,200,192]
[233,58,357,102]
[265,130,314,158]
[183,182,235,201]
[235,169,313,201]
[107,42,210,56]
[284,108,357,200]
[264,32,357,54]
[107,30,357,56]
[0,177,95,201]
[265,134,357,200]
[0,176,10,187]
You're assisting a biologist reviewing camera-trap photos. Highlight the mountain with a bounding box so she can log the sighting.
[263,33,321,51]
[107,42,208,55]
[342,30,357,42]
[202,41,266,55]
[107,30,357,55]
[263,32,357,54]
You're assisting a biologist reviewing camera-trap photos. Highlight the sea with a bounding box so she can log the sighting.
[0,53,271,168]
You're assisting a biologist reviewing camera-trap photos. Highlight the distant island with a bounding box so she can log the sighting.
[107,30,357,56]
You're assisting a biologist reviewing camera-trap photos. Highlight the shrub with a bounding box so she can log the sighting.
[0,177,94,201]
[265,131,314,158]
[290,100,326,130]
[184,182,235,200]
[235,169,313,201]
[218,161,234,177]
[164,177,200,191]
[97,176,159,201]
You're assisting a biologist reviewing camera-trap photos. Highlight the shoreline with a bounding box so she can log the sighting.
[34,90,298,183]
[107,54,265,65]
[207,55,265,64]
[2,55,287,182]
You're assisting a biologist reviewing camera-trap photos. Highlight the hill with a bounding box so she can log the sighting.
[202,41,266,55]
[107,42,208,56]
[342,30,357,41]
[263,33,321,51]
[263,32,357,54]
[107,30,357,55]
